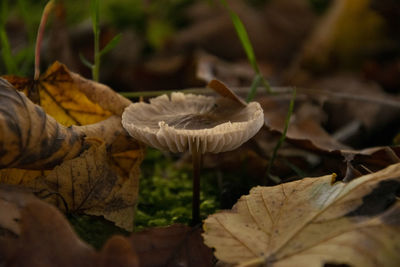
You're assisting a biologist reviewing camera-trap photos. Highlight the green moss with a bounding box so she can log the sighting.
[135,148,220,230]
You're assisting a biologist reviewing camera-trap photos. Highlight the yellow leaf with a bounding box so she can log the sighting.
[3,61,131,121]
[203,163,400,266]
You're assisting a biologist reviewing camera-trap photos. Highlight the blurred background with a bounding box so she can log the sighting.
[1,0,399,93]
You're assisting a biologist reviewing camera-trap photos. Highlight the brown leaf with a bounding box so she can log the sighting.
[207,79,247,107]
[128,224,213,267]
[0,186,97,267]
[203,163,400,266]
[257,81,400,178]
[0,139,140,231]
[0,187,140,267]
[261,97,350,152]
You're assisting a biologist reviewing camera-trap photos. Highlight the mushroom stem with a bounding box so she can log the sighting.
[191,146,202,226]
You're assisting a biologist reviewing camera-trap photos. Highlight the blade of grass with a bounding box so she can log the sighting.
[225,5,258,72]
[0,29,18,74]
[246,73,262,102]
[79,53,94,69]
[0,1,19,74]
[266,88,297,184]
[99,33,121,57]
[220,0,271,96]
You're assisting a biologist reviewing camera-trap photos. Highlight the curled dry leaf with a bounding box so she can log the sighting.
[203,163,400,266]
[0,64,144,230]
[0,78,86,169]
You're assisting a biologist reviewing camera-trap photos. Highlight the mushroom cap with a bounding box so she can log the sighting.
[121,92,264,154]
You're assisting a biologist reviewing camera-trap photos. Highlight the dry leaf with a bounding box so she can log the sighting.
[203,163,400,266]
[208,79,247,107]
[0,186,139,267]
[4,62,110,125]
[260,97,350,153]
[0,78,86,169]
[44,140,138,230]
[3,61,131,123]
[0,67,144,231]
[0,186,97,267]
[129,224,213,267]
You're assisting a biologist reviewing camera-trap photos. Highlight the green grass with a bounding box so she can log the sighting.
[220,0,271,100]
[0,1,19,74]
[83,0,121,82]
[266,88,297,183]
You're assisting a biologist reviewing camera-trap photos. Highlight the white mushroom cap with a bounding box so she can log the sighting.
[122,92,264,154]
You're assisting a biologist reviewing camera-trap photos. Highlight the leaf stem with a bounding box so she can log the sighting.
[34,0,54,80]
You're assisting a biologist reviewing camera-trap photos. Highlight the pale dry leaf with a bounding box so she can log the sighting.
[203,163,400,267]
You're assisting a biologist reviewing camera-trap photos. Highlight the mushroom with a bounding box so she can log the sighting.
[122,88,264,225]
